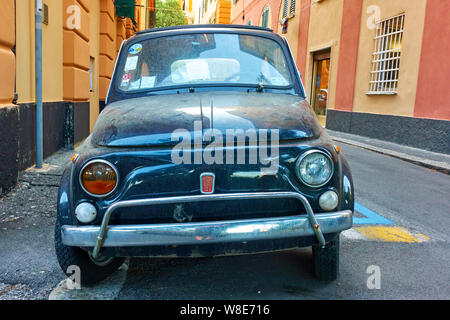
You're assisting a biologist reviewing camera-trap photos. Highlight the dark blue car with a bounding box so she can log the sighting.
[55,25,354,285]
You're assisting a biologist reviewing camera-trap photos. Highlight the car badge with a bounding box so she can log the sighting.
[200,173,215,194]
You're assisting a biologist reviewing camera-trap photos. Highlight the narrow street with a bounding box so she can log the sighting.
[0,142,449,300]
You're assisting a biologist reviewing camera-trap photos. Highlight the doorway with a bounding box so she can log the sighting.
[310,50,331,127]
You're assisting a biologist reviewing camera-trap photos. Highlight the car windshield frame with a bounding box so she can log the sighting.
[112,30,300,95]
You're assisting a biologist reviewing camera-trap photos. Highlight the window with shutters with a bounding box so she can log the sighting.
[282,0,288,18]
[289,0,296,16]
[282,0,296,19]
[368,14,405,94]
[261,6,270,28]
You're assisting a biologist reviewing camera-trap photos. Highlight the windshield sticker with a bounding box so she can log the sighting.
[120,73,131,87]
[128,43,142,55]
[140,76,156,88]
[124,56,139,71]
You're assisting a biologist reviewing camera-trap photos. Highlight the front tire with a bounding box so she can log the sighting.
[54,218,125,286]
[312,235,340,282]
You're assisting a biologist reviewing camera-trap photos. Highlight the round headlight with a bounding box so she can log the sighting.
[80,160,118,197]
[296,150,334,187]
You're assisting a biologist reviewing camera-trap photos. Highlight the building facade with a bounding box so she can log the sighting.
[197,0,232,24]
[180,0,195,24]
[231,0,450,154]
[0,0,149,195]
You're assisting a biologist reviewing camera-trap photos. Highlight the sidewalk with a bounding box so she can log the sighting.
[327,129,450,174]
[0,148,74,299]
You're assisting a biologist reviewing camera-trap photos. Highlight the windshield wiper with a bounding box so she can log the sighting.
[256,83,264,93]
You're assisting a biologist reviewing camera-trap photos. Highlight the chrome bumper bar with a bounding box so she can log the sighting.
[61,192,353,259]
[62,210,352,247]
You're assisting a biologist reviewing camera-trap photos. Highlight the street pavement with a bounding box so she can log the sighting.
[0,142,449,300]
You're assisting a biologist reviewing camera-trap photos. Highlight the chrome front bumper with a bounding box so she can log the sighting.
[61,192,353,259]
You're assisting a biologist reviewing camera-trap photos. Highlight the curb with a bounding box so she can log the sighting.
[48,260,129,300]
[330,136,450,175]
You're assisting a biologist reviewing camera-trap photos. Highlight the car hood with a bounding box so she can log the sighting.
[91,92,322,147]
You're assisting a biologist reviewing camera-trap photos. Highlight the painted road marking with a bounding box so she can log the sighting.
[355,226,428,243]
[347,202,430,242]
[354,202,393,225]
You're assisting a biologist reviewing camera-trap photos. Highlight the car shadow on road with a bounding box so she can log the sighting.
[118,248,337,300]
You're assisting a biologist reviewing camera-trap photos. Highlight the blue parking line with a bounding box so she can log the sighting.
[353,202,393,225]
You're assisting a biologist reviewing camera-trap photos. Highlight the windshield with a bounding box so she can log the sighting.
[117,33,293,92]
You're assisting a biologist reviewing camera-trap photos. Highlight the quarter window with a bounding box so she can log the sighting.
[368,14,405,94]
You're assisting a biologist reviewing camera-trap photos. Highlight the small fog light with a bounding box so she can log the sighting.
[319,191,339,212]
[75,203,97,223]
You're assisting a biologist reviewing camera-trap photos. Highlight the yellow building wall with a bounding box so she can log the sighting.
[15,0,35,104]
[277,0,303,63]
[0,0,16,107]
[303,0,344,110]
[43,0,64,102]
[352,0,427,117]
[15,0,63,104]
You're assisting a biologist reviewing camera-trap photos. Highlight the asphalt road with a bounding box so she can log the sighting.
[0,143,449,300]
[116,143,450,299]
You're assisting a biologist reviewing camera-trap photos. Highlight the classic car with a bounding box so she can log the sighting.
[54,25,354,285]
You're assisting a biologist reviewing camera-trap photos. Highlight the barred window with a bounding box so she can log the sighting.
[282,0,295,19]
[368,14,405,94]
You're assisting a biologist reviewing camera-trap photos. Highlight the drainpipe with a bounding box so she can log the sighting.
[35,0,43,168]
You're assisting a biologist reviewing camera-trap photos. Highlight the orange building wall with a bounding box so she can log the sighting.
[99,0,116,101]
[116,18,127,55]
[0,0,16,106]
[231,0,283,32]
[334,0,363,111]
[216,1,232,24]
[63,0,91,102]
[414,0,450,121]
[295,0,310,78]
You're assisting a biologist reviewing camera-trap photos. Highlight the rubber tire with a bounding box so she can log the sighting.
[312,235,340,282]
[54,218,125,286]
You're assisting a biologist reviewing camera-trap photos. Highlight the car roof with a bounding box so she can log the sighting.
[135,24,274,36]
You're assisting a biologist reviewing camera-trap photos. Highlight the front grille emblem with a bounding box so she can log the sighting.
[200,173,215,194]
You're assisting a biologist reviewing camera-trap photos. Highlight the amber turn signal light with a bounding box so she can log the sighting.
[71,153,79,163]
[80,161,118,197]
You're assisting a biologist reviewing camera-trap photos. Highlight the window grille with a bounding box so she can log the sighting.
[368,14,405,94]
